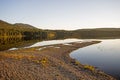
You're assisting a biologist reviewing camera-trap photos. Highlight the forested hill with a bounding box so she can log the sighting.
[0,20,39,31]
[1,20,120,39]
[0,20,56,39]
[0,20,13,29]
[76,28,120,31]
[13,23,40,31]
[72,28,120,38]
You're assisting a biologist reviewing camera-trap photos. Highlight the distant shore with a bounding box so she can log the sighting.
[0,41,116,80]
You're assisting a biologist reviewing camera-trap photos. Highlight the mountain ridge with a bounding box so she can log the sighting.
[1,20,120,31]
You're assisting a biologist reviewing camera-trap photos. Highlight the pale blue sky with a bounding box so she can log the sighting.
[0,0,120,30]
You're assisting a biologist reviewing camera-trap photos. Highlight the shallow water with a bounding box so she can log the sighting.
[8,38,83,50]
[70,39,120,79]
[29,39,81,47]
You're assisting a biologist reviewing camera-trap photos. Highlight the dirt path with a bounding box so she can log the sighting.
[0,41,116,80]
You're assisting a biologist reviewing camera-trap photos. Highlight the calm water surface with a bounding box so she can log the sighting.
[9,39,82,50]
[1,38,120,79]
[29,39,81,47]
[70,39,120,79]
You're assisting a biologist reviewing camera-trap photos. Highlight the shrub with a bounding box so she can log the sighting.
[84,64,95,71]
[74,60,80,65]
[32,57,49,67]
[40,57,48,66]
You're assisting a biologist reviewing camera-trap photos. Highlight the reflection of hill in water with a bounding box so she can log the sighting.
[0,37,43,51]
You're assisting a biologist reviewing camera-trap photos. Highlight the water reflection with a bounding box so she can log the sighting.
[29,38,81,48]
[0,37,43,51]
[0,37,82,51]
[70,39,120,79]
[1,37,120,79]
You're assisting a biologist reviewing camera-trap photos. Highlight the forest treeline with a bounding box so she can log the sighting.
[0,20,56,39]
[1,20,120,39]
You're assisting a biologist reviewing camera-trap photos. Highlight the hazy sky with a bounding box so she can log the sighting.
[0,0,120,30]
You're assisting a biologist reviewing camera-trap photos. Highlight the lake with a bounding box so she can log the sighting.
[70,39,120,79]
[0,37,120,79]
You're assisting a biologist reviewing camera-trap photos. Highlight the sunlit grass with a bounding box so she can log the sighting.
[84,64,95,71]
[0,53,35,60]
[32,57,49,67]
[74,60,80,65]
[0,53,49,67]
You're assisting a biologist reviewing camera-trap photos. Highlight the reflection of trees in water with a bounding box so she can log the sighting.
[0,37,23,45]
[0,30,58,51]
[0,37,43,51]
[0,29,22,37]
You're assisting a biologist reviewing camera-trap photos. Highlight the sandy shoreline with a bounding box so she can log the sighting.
[0,41,116,80]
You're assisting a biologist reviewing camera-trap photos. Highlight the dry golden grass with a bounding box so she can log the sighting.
[32,57,49,67]
[0,53,49,68]
[84,64,95,71]
[0,53,35,60]
[74,60,80,65]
